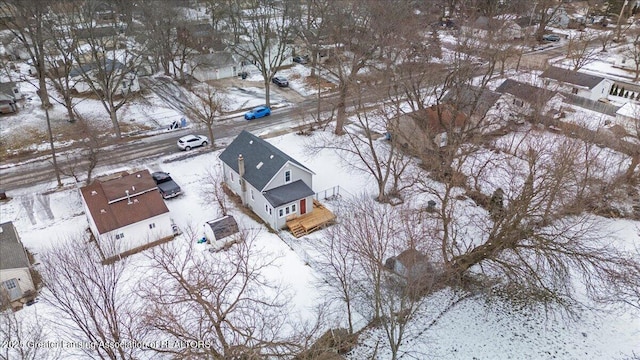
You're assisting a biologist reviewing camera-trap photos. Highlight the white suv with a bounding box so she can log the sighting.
[177,134,208,151]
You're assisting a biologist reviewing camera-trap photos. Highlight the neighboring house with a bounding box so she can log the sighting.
[177,23,227,53]
[0,222,36,306]
[540,66,612,102]
[4,35,30,60]
[441,86,502,125]
[80,170,174,256]
[547,5,571,28]
[69,59,140,95]
[74,26,124,50]
[461,16,524,39]
[389,105,468,154]
[384,248,436,293]
[615,102,640,134]
[189,52,241,81]
[219,130,316,230]
[0,81,22,114]
[495,79,563,119]
[0,81,23,100]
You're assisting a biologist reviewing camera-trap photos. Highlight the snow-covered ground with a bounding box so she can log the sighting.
[2,126,639,359]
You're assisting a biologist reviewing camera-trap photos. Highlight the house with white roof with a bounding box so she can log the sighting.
[615,102,640,134]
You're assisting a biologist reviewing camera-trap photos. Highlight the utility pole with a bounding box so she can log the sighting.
[616,0,629,42]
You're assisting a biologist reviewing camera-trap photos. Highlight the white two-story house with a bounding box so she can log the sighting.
[219,130,316,230]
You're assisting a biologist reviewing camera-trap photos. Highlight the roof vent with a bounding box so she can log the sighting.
[249,140,253,144]
[136,174,141,178]
[270,155,274,159]
[133,199,139,203]
[100,209,106,213]
[132,186,136,192]
[91,190,97,195]
[256,161,263,169]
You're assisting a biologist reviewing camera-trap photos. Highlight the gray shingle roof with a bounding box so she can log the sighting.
[0,81,16,97]
[219,131,313,191]
[0,222,30,270]
[263,180,315,207]
[69,59,125,78]
[495,79,556,104]
[442,86,501,117]
[540,66,605,89]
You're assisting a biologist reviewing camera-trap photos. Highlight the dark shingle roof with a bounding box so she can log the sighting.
[540,66,605,89]
[219,131,313,191]
[69,59,125,78]
[495,79,556,104]
[263,180,315,207]
[0,81,16,97]
[442,86,501,117]
[206,215,239,241]
[0,222,30,270]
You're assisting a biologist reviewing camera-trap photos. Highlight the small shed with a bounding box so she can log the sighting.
[204,215,240,243]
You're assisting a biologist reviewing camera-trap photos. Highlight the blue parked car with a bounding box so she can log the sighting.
[244,106,271,120]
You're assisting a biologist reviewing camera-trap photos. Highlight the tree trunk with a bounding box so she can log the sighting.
[64,96,75,123]
[335,83,347,135]
[207,125,215,147]
[109,110,122,138]
[264,79,271,107]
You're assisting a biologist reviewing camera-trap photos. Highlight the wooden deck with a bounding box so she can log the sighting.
[286,200,336,237]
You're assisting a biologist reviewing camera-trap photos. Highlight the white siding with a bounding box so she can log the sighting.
[0,268,35,299]
[263,161,313,191]
[98,213,173,257]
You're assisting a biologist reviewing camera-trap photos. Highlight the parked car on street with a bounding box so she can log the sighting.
[543,34,561,42]
[292,55,308,64]
[272,76,289,87]
[177,134,208,150]
[244,106,271,120]
[152,171,182,199]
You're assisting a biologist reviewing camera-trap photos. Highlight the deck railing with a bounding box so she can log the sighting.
[315,185,352,201]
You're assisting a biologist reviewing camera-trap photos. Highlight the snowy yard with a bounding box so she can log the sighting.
[2,125,639,359]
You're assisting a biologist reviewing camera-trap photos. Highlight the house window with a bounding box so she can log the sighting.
[265,204,269,213]
[292,204,296,212]
[285,207,290,215]
[3,279,17,290]
[13,88,18,94]
[284,170,291,183]
[279,209,284,217]
[115,233,125,240]
[572,88,578,94]
[278,204,297,217]
[149,223,156,229]
[231,172,234,182]
[269,208,272,215]
[250,189,254,200]
[513,98,524,107]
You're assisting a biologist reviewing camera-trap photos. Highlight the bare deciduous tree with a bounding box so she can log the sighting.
[138,229,305,358]
[38,235,140,360]
[184,84,227,146]
[227,0,296,107]
[567,32,599,71]
[0,309,60,360]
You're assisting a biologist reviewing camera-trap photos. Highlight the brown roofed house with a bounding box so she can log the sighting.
[80,170,174,257]
[389,105,468,154]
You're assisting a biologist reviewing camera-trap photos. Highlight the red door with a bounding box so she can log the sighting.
[300,199,307,215]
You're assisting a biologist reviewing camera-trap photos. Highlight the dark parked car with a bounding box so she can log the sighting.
[272,76,289,87]
[152,172,182,199]
[244,106,271,120]
[292,55,308,64]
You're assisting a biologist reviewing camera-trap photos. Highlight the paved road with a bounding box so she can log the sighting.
[0,88,345,192]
